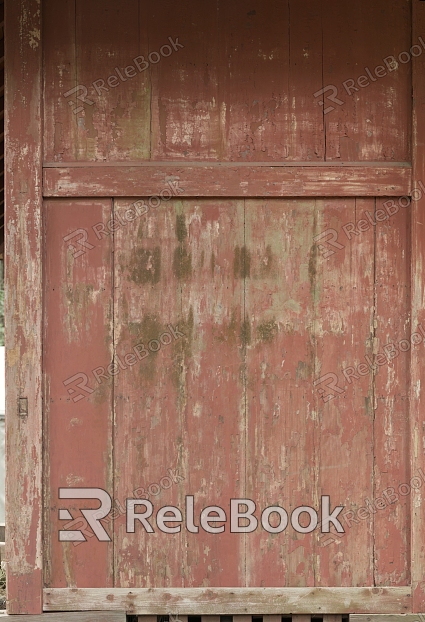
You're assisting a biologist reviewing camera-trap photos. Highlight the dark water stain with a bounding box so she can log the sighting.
[176,214,188,243]
[173,245,192,280]
[240,319,251,346]
[233,245,251,279]
[128,247,161,285]
[211,252,216,275]
[257,319,278,343]
[129,314,164,382]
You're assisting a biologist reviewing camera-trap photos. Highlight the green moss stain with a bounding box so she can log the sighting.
[176,214,188,242]
[240,319,251,346]
[173,245,192,280]
[257,319,278,343]
[128,247,161,285]
[233,245,251,279]
[173,213,192,280]
[129,314,163,382]
[211,252,216,276]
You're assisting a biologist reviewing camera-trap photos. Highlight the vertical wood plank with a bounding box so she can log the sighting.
[322,0,411,161]
[292,616,311,622]
[5,0,43,613]
[150,0,221,160]
[315,198,375,587]
[43,0,78,161]
[245,199,318,587]
[113,198,245,587]
[113,198,186,587]
[374,197,410,586]
[75,0,150,161]
[177,199,245,586]
[411,0,425,611]
[44,201,114,588]
[323,616,342,622]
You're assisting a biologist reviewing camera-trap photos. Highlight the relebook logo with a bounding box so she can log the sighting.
[58,488,345,542]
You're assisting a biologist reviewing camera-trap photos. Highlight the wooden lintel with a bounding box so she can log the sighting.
[43,587,412,615]
[42,165,412,198]
[350,616,425,622]
[0,613,126,621]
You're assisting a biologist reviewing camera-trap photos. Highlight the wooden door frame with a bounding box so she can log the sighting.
[5,0,425,615]
[5,0,43,615]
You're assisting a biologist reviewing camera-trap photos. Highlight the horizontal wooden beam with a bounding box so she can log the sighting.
[0,613,126,621]
[43,165,412,198]
[350,617,425,622]
[43,161,412,168]
[43,587,412,615]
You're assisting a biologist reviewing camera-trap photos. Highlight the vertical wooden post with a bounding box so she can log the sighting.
[5,0,43,614]
[411,0,425,613]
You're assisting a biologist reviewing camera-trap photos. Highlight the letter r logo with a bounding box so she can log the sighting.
[314,85,345,114]
[64,229,95,258]
[63,372,94,403]
[58,488,112,542]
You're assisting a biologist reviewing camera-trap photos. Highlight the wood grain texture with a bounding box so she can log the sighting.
[374,198,410,586]
[351,617,425,622]
[43,201,114,588]
[322,0,411,161]
[411,0,425,612]
[113,198,245,587]
[5,0,43,613]
[42,1,411,163]
[244,199,319,587]
[1,614,125,622]
[314,197,375,587]
[43,586,412,614]
[42,165,412,198]
[43,0,78,162]
[44,0,150,162]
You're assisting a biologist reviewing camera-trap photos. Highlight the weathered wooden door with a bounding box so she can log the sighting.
[6,0,425,616]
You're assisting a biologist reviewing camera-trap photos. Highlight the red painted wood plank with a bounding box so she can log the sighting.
[411,0,425,611]
[113,198,245,586]
[43,0,78,162]
[75,0,149,161]
[43,165,412,198]
[245,199,319,587]
[322,0,411,161]
[43,200,114,588]
[373,197,410,586]
[149,0,221,160]
[314,197,375,586]
[5,0,43,613]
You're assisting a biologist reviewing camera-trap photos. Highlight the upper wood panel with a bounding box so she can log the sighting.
[43,0,411,163]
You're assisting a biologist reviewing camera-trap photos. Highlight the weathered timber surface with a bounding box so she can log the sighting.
[411,0,425,612]
[43,0,410,162]
[43,586,412,614]
[5,0,43,614]
[43,200,114,587]
[1,614,125,622]
[350,617,425,622]
[43,165,412,198]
